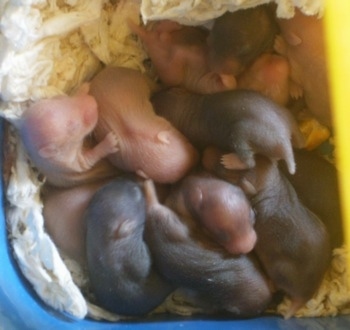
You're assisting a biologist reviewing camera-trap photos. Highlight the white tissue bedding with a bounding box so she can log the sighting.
[1,0,349,321]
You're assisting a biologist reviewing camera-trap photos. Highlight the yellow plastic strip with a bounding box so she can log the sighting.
[324,1,350,265]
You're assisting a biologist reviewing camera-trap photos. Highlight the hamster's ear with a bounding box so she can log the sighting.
[114,219,138,238]
[38,144,59,159]
[201,72,237,94]
[216,72,237,90]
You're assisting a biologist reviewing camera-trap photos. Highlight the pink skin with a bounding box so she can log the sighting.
[18,84,119,188]
[42,180,111,266]
[128,19,236,93]
[237,53,291,106]
[167,173,257,255]
[202,147,253,193]
[275,9,331,127]
[89,66,199,184]
[43,175,167,267]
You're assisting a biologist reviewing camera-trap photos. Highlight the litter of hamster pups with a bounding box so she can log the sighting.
[1,0,350,322]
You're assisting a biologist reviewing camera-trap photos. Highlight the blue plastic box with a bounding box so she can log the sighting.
[1,119,350,329]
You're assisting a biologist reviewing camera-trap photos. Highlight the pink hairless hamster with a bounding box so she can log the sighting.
[42,179,111,266]
[128,20,236,93]
[89,66,199,183]
[166,172,257,255]
[237,53,291,106]
[18,84,119,188]
[275,9,331,127]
